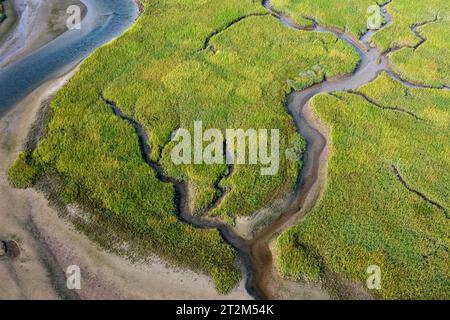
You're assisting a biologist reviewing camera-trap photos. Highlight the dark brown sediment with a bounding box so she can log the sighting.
[346,90,424,121]
[198,12,271,52]
[0,240,20,259]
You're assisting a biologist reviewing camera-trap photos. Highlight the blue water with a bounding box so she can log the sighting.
[0,0,138,117]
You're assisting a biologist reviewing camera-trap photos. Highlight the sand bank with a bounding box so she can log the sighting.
[0,0,86,67]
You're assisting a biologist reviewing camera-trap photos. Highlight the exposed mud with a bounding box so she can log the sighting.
[0,240,21,259]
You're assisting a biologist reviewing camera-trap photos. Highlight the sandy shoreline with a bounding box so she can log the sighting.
[0,0,86,68]
[0,66,251,299]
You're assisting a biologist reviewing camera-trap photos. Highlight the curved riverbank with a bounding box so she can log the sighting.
[0,0,87,68]
[0,0,138,117]
[0,0,254,300]
[248,0,448,299]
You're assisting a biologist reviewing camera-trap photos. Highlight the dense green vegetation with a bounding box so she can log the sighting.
[384,19,450,88]
[271,0,450,87]
[271,0,389,38]
[373,0,450,87]
[277,72,449,299]
[9,0,360,292]
[272,0,449,298]
[8,151,37,188]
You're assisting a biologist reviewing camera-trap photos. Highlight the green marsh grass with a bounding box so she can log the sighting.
[277,73,450,299]
[9,0,359,292]
[271,0,450,87]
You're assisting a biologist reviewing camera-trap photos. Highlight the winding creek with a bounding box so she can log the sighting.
[101,0,405,300]
[250,0,446,298]
[3,0,447,300]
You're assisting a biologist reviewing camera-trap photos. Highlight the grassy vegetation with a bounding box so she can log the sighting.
[271,0,450,87]
[8,151,37,188]
[270,0,389,38]
[384,19,450,88]
[9,0,360,292]
[373,0,450,87]
[160,16,359,217]
[277,72,450,299]
[266,0,449,298]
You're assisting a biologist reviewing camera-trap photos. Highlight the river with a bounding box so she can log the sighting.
[0,0,138,117]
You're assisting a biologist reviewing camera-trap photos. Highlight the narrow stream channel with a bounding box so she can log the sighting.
[249,0,393,299]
